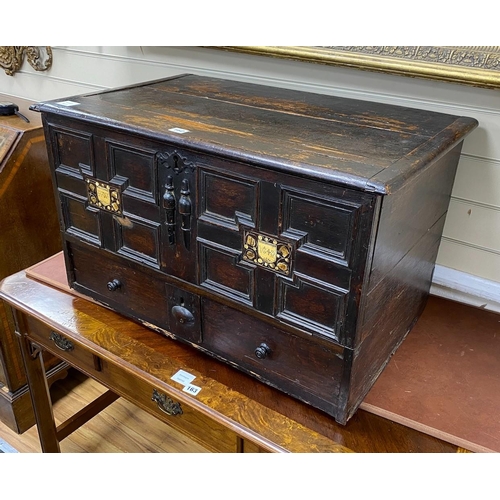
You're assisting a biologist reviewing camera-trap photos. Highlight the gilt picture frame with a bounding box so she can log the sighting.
[218,46,500,90]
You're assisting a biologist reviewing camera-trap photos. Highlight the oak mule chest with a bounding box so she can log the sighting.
[33,75,477,424]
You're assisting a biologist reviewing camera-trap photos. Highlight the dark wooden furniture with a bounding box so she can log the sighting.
[0,260,465,453]
[0,95,64,433]
[32,75,478,424]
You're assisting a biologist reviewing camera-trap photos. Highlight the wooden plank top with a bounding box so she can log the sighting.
[0,253,463,453]
[32,74,478,194]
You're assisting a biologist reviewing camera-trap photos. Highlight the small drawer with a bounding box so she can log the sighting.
[69,242,170,329]
[201,299,346,409]
[97,359,240,453]
[25,317,99,376]
[68,242,203,345]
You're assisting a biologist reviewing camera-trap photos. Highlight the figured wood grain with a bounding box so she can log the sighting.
[0,268,467,453]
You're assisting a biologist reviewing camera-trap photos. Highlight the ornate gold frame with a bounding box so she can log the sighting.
[0,46,52,76]
[218,46,500,90]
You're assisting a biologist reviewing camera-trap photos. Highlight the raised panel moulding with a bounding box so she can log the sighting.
[431,264,500,313]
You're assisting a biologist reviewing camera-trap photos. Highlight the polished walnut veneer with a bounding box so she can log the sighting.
[32,75,478,424]
[0,264,466,453]
[0,95,64,433]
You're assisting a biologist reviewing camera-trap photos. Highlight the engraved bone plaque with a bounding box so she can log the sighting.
[85,178,122,214]
[243,231,292,275]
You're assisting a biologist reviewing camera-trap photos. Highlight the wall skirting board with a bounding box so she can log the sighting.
[431,265,500,314]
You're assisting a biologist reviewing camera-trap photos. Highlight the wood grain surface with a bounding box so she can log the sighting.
[1,258,470,452]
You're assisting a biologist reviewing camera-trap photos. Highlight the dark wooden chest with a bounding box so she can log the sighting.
[33,74,478,424]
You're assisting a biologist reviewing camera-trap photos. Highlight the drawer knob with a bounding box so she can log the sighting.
[152,389,183,416]
[171,305,195,325]
[254,343,271,359]
[49,331,74,352]
[107,279,122,291]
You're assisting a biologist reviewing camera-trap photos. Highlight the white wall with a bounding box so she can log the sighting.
[2,46,499,310]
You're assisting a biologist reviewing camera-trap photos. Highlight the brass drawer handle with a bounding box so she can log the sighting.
[49,331,74,352]
[152,389,183,416]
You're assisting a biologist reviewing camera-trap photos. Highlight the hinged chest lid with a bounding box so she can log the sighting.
[32,74,478,194]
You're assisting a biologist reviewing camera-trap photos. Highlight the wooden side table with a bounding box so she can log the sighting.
[0,256,465,453]
[0,95,64,433]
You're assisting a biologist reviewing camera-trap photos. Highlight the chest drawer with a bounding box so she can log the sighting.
[201,299,346,418]
[68,242,202,345]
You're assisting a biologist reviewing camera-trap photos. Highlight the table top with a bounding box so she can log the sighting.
[0,255,463,453]
[0,93,42,131]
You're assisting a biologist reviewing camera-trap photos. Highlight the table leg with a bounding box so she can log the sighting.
[13,309,60,452]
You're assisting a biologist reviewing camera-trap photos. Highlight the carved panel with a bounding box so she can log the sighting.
[277,276,347,341]
[61,193,101,245]
[108,141,158,203]
[117,215,161,268]
[282,189,360,264]
[199,167,258,228]
[52,126,94,176]
[199,242,254,305]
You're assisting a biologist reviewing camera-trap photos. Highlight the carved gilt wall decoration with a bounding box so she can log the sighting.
[0,46,52,76]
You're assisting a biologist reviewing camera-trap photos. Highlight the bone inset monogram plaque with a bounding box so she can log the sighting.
[242,231,292,275]
[85,178,122,215]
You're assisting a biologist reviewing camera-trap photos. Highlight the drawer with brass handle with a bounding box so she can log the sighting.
[25,316,101,376]
[95,359,240,453]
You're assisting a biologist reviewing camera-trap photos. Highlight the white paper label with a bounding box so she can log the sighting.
[171,369,196,386]
[183,384,202,396]
[57,100,80,107]
[169,127,190,134]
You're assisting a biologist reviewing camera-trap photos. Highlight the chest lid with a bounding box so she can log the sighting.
[32,73,477,194]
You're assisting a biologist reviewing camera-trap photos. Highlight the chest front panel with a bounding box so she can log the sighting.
[48,117,375,351]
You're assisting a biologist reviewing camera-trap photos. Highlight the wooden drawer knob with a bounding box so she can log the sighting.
[171,305,195,325]
[107,279,122,291]
[254,343,271,359]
